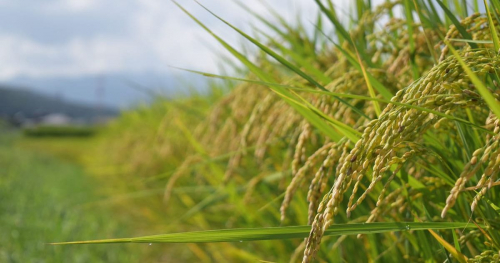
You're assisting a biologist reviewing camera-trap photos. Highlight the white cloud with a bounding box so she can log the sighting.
[42,0,100,13]
[0,0,368,81]
[0,35,147,79]
[59,0,98,12]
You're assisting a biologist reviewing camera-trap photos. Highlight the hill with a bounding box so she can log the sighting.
[0,86,118,126]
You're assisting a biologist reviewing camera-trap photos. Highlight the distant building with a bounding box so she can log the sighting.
[39,113,72,126]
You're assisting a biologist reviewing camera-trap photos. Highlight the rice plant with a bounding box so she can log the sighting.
[56,0,500,262]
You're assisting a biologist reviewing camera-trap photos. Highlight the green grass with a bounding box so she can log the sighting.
[23,126,96,138]
[0,132,141,262]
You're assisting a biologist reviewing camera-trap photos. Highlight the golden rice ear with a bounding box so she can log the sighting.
[303,48,500,261]
[164,156,200,205]
[302,213,325,263]
[307,142,345,224]
[281,141,332,222]
[442,113,500,218]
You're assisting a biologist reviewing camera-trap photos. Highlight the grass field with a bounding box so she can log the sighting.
[0,132,142,262]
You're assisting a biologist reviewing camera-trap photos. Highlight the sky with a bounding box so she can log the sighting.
[0,0,354,107]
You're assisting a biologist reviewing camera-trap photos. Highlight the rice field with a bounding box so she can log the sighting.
[10,0,500,262]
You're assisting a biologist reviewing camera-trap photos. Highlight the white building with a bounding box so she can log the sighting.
[39,113,72,126]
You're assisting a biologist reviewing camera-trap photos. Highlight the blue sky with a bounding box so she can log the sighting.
[0,0,352,107]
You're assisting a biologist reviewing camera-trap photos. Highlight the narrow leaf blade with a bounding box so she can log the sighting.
[51,222,482,245]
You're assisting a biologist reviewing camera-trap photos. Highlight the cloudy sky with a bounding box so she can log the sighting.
[0,0,354,107]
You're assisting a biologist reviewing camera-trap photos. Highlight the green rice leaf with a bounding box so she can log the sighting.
[337,46,394,100]
[193,1,369,120]
[314,0,374,67]
[484,0,500,51]
[485,197,500,215]
[492,0,500,18]
[428,229,468,263]
[425,0,443,26]
[436,0,478,49]
[353,44,381,116]
[172,1,344,142]
[412,0,439,63]
[289,89,362,142]
[314,26,394,100]
[51,222,482,245]
[452,230,462,254]
[403,0,420,79]
[256,29,331,83]
[449,38,493,44]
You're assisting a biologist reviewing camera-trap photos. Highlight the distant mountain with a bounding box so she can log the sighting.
[2,71,208,109]
[0,86,118,126]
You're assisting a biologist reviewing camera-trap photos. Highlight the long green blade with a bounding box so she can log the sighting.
[172,1,344,142]
[193,1,370,120]
[335,42,394,100]
[257,29,331,83]
[51,222,482,245]
[436,0,478,49]
[314,0,374,67]
[313,23,394,100]
[403,0,420,79]
[353,44,382,116]
[449,38,493,44]
[485,0,500,51]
